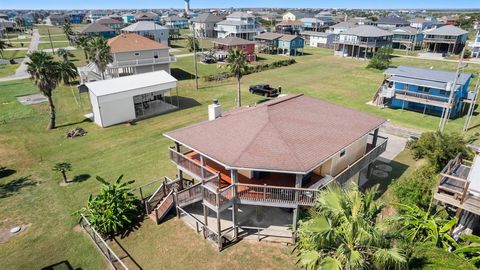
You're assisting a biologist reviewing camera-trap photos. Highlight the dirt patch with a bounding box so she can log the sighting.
[73,224,84,233]
[59,180,74,186]
[0,223,31,244]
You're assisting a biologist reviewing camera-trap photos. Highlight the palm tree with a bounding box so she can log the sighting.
[27,51,62,129]
[0,40,6,59]
[53,162,72,183]
[56,48,74,62]
[390,203,458,250]
[62,22,74,45]
[86,36,113,79]
[296,184,407,270]
[58,59,80,105]
[75,36,91,62]
[186,35,199,52]
[225,48,249,107]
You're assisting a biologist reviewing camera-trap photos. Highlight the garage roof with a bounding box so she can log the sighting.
[85,70,177,97]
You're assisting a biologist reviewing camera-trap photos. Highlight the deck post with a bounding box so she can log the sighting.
[217,210,222,250]
[203,204,208,239]
[292,174,303,243]
[372,128,379,147]
[230,169,239,240]
[175,142,184,186]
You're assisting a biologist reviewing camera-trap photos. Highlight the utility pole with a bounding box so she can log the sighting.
[47,28,55,54]
[192,25,199,90]
[463,76,480,132]
[439,47,466,132]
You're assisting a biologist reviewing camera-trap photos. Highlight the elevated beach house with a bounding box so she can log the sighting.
[301,31,335,48]
[334,25,392,59]
[211,37,256,62]
[215,12,264,40]
[96,17,124,31]
[373,15,410,29]
[275,20,304,35]
[121,21,169,45]
[76,22,116,38]
[372,66,472,117]
[163,16,189,29]
[191,13,224,38]
[149,94,387,249]
[471,29,480,58]
[422,25,469,55]
[391,27,423,50]
[254,33,305,55]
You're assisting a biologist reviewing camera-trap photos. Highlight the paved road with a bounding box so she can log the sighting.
[0,29,40,82]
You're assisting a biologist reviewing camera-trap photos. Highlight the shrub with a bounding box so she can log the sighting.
[392,165,437,209]
[367,47,393,70]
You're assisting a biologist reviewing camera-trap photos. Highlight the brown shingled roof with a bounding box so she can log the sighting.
[107,33,167,53]
[165,94,386,173]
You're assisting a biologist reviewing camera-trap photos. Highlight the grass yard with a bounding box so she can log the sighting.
[39,35,69,42]
[169,38,214,55]
[0,63,19,78]
[1,50,28,59]
[37,25,65,36]
[4,42,30,48]
[2,46,480,269]
[38,42,72,50]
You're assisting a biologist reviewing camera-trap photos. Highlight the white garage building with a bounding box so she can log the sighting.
[86,70,178,127]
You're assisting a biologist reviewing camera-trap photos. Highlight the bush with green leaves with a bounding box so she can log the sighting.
[392,165,437,210]
[455,234,480,267]
[408,131,473,171]
[367,47,393,70]
[77,175,140,237]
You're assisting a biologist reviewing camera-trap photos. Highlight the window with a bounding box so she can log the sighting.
[340,149,346,158]
[418,86,430,93]
[154,52,158,59]
[134,52,140,56]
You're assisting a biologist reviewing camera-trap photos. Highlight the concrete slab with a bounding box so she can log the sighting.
[16,94,47,105]
[378,131,407,163]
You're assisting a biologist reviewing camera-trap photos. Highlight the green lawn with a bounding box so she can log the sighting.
[2,46,480,269]
[4,42,30,48]
[37,25,65,36]
[170,38,213,55]
[39,35,69,42]
[1,50,27,59]
[0,63,19,78]
[38,42,72,50]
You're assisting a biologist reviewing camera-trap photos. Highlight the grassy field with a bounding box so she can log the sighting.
[38,42,72,50]
[1,50,28,59]
[0,63,19,77]
[4,42,30,48]
[170,37,214,55]
[39,35,69,42]
[1,46,480,269]
[37,25,65,36]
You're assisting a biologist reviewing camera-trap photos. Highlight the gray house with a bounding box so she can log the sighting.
[391,27,423,50]
[121,21,169,46]
[334,25,392,59]
[422,25,469,55]
[191,13,223,38]
[374,16,410,29]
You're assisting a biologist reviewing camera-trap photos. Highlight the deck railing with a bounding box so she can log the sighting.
[108,56,176,68]
[202,184,235,208]
[424,36,459,43]
[395,89,451,104]
[236,183,319,206]
[333,135,388,185]
[176,183,203,207]
[169,148,218,181]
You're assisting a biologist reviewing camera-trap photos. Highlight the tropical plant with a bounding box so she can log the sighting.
[367,46,393,70]
[77,175,139,237]
[86,36,113,79]
[52,162,72,183]
[295,184,407,270]
[392,165,438,210]
[62,22,74,37]
[225,48,249,108]
[56,48,74,62]
[75,36,91,61]
[26,51,62,129]
[390,203,458,250]
[408,131,473,171]
[186,35,199,52]
[455,234,480,267]
[0,40,6,59]
[58,59,78,85]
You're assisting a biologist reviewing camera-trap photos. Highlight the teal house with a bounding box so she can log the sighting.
[277,35,305,56]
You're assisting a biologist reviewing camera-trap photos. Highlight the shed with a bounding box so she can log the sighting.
[86,70,178,127]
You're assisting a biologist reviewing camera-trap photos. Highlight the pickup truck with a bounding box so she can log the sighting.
[249,84,281,97]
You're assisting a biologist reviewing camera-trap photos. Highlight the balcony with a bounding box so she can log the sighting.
[334,38,391,48]
[108,55,177,68]
[394,89,453,108]
[423,36,458,44]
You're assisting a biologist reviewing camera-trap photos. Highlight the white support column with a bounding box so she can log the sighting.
[231,169,238,240]
[292,174,303,242]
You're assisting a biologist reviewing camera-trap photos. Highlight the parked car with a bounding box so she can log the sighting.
[249,84,281,97]
[202,57,217,64]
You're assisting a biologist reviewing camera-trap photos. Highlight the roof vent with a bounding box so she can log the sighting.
[208,99,221,120]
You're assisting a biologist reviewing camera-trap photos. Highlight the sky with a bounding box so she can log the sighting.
[1,0,479,10]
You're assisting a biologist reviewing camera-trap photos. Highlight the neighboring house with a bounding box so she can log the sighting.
[373,16,410,29]
[282,11,305,21]
[391,27,423,50]
[107,14,123,22]
[86,70,178,127]
[76,23,116,38]
[422,25,469,55]
[159,94,387,248]
[409,17,444,30]
[334,25,393,58]
[329,21,357,34]
[470,30,480,58]
[86,11,108,23]
[47,14,67,25]
[373,66,472,117]
[121,21,169,45]
[122,13,136,24]
[190,13,223,38]
[16,13,34,27]
[277,34,305,56]
[275,20,303,35]
[135,11,160,22]
[348,17,373,26]
[301,31,335,48]
[0,18,15,30]
[163,16,189,29]
[215,12,264,40]
[212,37,256,61]
[0,13,8,20]
[315,11,334,22]
[301,18,334,32]
[96,18,124,30]
[254,32,284,54]
[441,15,459,25]
[68,12,85,24]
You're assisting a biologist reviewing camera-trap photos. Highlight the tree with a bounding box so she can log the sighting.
[408,131,473,171]
[53,162,72,183]
[225,48,249,108]
[392,165,438,210]
[26,51,62,129]
[455,234,480,267]
[86,36,113,79]
[186,35,199,53]
[367,46,393,70]
[77,175,140,237]
[62,22,74,37]
[56,48,74,62]
[296,184,407,270]
[75,36,91,61]
[390,203,458,250]
[0,40,6,59]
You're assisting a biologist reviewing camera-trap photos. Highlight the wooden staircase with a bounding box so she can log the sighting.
[148,190,175,224]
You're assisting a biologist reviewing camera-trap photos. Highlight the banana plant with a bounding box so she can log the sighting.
[454,234,480,267]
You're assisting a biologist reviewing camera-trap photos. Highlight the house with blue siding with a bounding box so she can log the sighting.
[68,12,85,24]
[391,27,423,50]
[77,22,116,38]
[373,66,472,117]
[277,34,305,56]
[163,16,189,29]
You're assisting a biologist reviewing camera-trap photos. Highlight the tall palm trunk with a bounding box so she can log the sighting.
[236,76,241,108]
[46,94,56,129]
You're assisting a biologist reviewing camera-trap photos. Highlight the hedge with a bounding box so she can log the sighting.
[204,59,296,82]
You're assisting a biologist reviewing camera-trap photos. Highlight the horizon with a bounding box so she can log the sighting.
[1,0,479,10]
